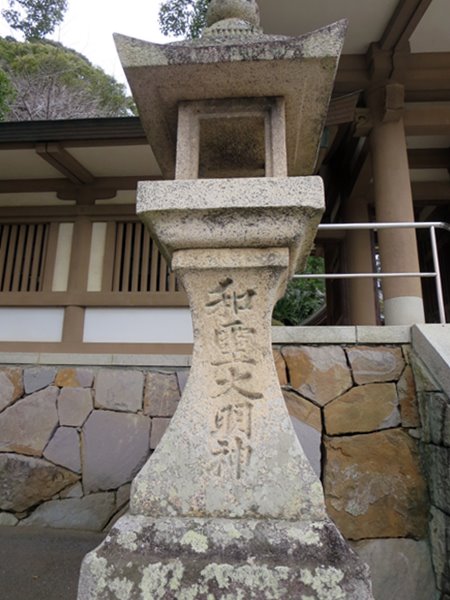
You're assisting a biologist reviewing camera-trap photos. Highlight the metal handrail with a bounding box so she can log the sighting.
[293,221,449,324]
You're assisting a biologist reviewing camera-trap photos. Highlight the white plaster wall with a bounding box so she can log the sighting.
[0,308,64,341]
[83,308,193,343]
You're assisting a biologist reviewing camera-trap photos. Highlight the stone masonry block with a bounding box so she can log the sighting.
[429,506,450,593]
[24,367,56,394]
[143,372,180,417]
[150,417,171,449]
[419,392,447,445]
[282,388,321,431]
[0,453,78,512]
[422,443,450,514]
[324,429,428,540]
[55,368,94,388]
[43,426,81,473]
[58,387,93,427]
[0,386,59,456]
[94,369,144,412]
[0,367,23,412]
[324,383,400,435]
[346,346,404,385]
[397,365,420,427]
[82,410,150,493]
[282,345,352,406]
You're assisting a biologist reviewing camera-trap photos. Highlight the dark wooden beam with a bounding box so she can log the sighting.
[412,180,450,205]
[0,175,161,194]
[380,0,434,50]
[36,143,95,184]
[408,148,450,169]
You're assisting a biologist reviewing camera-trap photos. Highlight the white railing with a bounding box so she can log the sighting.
[294,221,450,324]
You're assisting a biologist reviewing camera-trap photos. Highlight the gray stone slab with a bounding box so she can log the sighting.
[0,371,16,412]
[94,369,144,412]
[356,326,411,344]
[0,352,39,364]
[39,353,113,365]
[19,493,116,531]
[58,388,93,427]
[290,415,321,478]
[0,386,59,456]
[24,367,56,394]
[82,410,150,493]
[143,372,180,417]
[149,417,171,450]
[111,354,192,367]
[351,538,437,600]
[272,326,357,344]
[412,324,450,397]
[422,444,450,514]
[429,506,450,593]
[0,453,78,512]
[44,427,81,473]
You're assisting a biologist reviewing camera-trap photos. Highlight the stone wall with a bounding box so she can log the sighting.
[0,341,439,598]
[412,352,450,598]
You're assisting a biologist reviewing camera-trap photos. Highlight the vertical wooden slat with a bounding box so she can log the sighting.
[0,224,9,291]
[140,227,151,292]
[112,222,124,292]
[3,225,18,292]
[32,224,47,292]
[131,222,142,292]
[168,269,177,292]
[159,255,168,292]
[11,224,26,292]
[122,222,133,292]
[150,237,159,292]
[42,222,59,291]
[102,222,117,292]
[21,224,35,291]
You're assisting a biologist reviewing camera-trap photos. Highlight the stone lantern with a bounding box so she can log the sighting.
[77,1,373,597]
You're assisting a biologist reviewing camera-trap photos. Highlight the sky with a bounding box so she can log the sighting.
[0,0,173,85]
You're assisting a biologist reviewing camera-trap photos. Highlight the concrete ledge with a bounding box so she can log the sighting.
[0,353,192,368]
[272,326,411,345]
[412,324,450,397]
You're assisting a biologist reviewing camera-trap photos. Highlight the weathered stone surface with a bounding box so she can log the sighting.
[429,506,450,592]
[60,482,83,499]
[58,387,93,426]
[324,383,400,435]
[0,367,23,412]
[149,417,170,449]
[0,387,59,456]
[347,346,404,385]
[410,354,441,392]
[290,415,321,477]
[23,366,56,394]
[324,429,428,540]
[422,443,450,514]
[43,426,81,473]
[0,512,18,526]
[397,365,420,427]
[283,388,321,431]
[116,483,131,510]
[55,368,94,388]
[176,370,190,394]
[79,515,373,600]
[20,493,115,531]
[419,391,448,445]
[282,345,352,406]
[0,453,78,512]
[273,347,288,385]
[82,410,150,493]
[351,538,437,600]
[143,371,180,417]
[94,369,144,412]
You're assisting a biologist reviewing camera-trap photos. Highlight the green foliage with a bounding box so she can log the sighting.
[0,68,15,121]
[0,37,136,120]
[2,0,67,41]
[159,0,210,39]
[273,256,326,326]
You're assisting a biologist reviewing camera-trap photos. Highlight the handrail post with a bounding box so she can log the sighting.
[429,226,446,324]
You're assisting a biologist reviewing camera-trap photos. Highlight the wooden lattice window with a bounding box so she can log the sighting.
[111,221,178,293]
[0,223,49,292]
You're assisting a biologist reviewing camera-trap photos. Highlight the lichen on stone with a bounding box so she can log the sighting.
[180,529,209,553]
[300,566,345,600]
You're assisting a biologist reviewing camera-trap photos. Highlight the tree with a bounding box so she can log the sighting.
[273,257,326,325]
[0,67,15,120]
[2,0,67,41]
[0,37,136,120]
[159,0,210,39]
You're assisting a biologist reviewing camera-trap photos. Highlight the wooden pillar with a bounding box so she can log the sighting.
[62,215,92,344]
[344,196,378,325]
[367,83,425,325]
